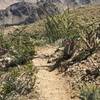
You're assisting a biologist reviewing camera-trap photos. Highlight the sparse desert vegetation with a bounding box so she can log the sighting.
[0,2,100,100]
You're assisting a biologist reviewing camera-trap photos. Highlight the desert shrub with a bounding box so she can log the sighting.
[0,32,11,50]
[45,11,100,48]
[0,27,35,67]
[77,21,100,50]
[45,11,100,71]
[8,29,35,64]
[79,83,100,100]
[31,33,47,46]
[45,12,80,43]
[0,62,37,100]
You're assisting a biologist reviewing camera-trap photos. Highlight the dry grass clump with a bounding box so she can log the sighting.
[0,61,38,100]
[79,82,100,100]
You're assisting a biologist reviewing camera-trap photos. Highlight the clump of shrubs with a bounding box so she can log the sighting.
[45,11,100,66]
[45,11,99,49]
[79,83,100,100]
[45,12,79,43]
[45,11,100,100]
[0,62,37,100]
[0,27,35,68]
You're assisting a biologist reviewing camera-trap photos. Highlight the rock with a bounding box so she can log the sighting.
[0,48,8,56]
[0,56,14,68]
[0,0,99,26]
[0,1,62,26]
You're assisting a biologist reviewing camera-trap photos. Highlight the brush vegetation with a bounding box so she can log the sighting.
[0,5,100,100]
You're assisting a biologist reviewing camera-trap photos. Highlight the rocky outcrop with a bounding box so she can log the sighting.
[0,1,62,25]
[0,0,99,25]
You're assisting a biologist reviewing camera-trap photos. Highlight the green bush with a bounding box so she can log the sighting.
[0,32,11,49]
[8,30,35,64]
[80,83,100,100]
[0,28,35,66]
[45,12,80,43]
[0,62,37,100]
[45,11,99,50]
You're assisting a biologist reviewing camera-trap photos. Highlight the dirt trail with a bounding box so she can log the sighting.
[33,45,72,100]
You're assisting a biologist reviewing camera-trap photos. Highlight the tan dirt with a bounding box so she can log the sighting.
[33,45,72,100]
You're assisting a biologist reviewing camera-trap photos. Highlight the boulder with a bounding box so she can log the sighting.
[0,1,62,25]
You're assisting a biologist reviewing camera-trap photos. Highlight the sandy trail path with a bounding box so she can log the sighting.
[33,45,72,100]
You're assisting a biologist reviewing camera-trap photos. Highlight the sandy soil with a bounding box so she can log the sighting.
[33,45,72,100]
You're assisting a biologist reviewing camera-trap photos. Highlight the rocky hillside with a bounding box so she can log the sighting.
[0,1,63,25]
[0,0,100,26]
